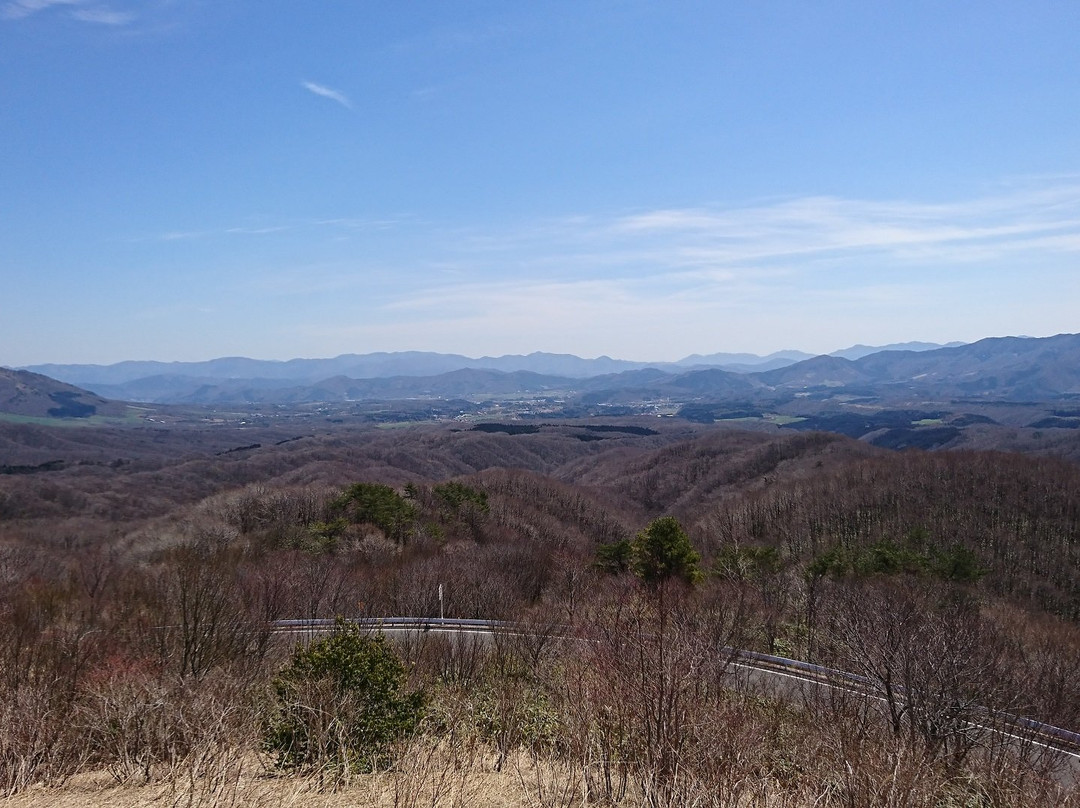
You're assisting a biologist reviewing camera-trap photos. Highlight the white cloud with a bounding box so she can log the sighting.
[2,0,82,19]
[3,0,133,23]
[149,215,408,244]
[606,185,1080,270]
[301,80,352,110]
[294,177,1080,358]
[130,177,1080,359]
[71,6,132,24]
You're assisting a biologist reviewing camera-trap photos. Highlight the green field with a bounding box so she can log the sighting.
[763,413,808,425]
[0,409,145,428]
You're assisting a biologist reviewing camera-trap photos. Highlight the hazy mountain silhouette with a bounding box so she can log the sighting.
[13,335,1078,407]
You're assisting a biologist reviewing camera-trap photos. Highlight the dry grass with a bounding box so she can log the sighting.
[2,747,525,808]
[5,743,1077,808]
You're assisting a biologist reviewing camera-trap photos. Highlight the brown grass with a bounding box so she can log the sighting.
[2,747,541,808]
[4,736,1078,808]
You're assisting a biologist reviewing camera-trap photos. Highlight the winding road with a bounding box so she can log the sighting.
[271,616,1080,785]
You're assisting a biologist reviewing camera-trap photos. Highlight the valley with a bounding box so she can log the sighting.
[2,335,1080,805]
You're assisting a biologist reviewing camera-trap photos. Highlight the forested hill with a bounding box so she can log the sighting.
[0,367,131,419]
[2,412,1080,802]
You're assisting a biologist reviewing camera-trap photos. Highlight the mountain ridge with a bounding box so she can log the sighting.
[9,334,1079,411]
[20,340,962,392]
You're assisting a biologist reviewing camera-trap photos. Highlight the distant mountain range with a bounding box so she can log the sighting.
[20,340,961,401]
[8,335,1080,410]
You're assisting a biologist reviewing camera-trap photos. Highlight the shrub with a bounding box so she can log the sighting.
[713,544,782,581]
[432,481,489,516]
[263,620,425,773]
[595,538,632,574]
[330,483,417,543]
[806,530,988,583]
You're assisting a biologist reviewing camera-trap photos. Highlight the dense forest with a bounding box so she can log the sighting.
[1,418,1079,806]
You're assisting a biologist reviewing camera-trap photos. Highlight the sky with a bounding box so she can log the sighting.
[3,1,1079,366]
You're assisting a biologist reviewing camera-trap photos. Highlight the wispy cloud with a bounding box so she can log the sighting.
[2,0,82,19]
[3,0,133,23]
[605,184,1080,270]
[71,6,131,24]
[135,177,1080,360]
[494,180,1078,283]
[146,215,408,244]
[301,81,352,110]
[297,177,1080,357]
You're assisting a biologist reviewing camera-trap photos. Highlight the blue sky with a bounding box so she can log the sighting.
[3,1,1079,365]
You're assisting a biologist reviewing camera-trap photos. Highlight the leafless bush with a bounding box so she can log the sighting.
[0,576,98,794]
[486,616,566,682]
[799,622,1080,808]
[546,578,748,806]
[77,666,260,786]
[0,678,85,795]
[515,749,584,808]
[817,578,1020,768]
[143,537,277,677]
[385,730,482,808]
[419,631,489,687]
[211,485,336,548]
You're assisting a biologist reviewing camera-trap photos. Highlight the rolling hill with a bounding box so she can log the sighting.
[0,367,131,420]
